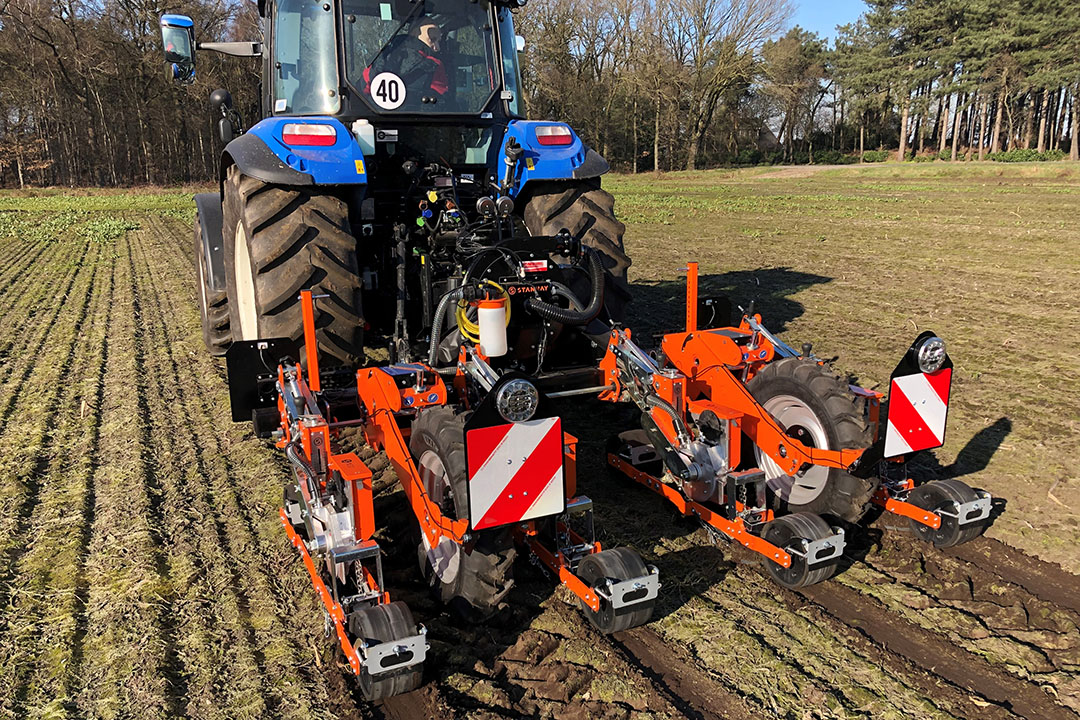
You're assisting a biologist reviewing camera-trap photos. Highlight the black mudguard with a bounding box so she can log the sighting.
[194,192,227,294]
[572,148,610,180]
[220,131,313,192]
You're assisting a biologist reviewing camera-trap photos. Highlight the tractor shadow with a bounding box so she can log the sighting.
[625,266,832,341]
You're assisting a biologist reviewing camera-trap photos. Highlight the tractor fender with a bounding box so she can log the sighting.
[220,117,368,192]
[503,120,610,198]
[220,131,314,191]
[194,192,227,293]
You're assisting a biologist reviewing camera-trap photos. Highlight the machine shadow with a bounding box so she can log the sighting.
[910,416,1013,482]
[625,266,833,340]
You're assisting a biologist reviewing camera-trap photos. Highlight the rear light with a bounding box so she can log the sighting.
[282,123,337,146]
[535,125,573,146]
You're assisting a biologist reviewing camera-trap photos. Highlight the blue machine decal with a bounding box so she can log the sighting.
[245,117,368,185]
[502,120,602,197]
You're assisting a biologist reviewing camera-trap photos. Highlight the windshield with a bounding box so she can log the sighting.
[342,0,499,114]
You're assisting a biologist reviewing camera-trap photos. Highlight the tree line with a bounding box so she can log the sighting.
[0,0,1077,187]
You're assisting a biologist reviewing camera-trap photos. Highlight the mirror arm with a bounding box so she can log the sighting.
[198,41,262,58]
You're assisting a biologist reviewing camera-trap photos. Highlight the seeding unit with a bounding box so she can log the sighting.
[222,264,990,699]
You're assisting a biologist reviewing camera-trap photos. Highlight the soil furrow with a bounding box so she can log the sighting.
[131,218,349,719]
[0,228,51,287]
[0,234,90,419]
[132,222,314,718]
[946,537,1080,616]
[0,237,51,306]
[0,239,101,638]
[611,626,758,720]
[78,233,174,720]
[0,235,114,716]
[130,231,270,719]
[66,253,116,704]
[843,548,1076,677]
[800,580,1074,720]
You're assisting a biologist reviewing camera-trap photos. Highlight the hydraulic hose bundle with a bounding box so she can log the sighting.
[524,247,605,326]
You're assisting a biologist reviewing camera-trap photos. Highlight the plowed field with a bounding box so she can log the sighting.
[1,163,1078,719]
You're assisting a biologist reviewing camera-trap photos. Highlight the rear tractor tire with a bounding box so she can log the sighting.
[408,406,516,621]
[348,601,424,701]
[194,210,231,356]
[747,358,875,523]
[522,179,632,324]
[222,165,365,367]
[576,547,656,633]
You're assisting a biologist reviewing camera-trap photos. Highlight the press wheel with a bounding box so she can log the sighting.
[761,512,838,589]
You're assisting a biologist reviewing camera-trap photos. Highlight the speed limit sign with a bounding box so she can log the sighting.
[370,72,406,110]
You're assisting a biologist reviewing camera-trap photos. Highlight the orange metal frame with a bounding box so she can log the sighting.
[871,478,942,529]
[608,454,791,567]
[280,509,372,676]
[601,260,951,547]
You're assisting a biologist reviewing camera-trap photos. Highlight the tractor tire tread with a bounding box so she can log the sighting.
[522,179,631,322]
[223,166,364,367]
[748,358,875,523]
[409,407,517,621]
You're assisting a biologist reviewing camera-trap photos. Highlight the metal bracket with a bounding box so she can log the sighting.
[939,491,992,525]
[787,528,845,565]
[361,626,427,674]
[595,566,660,609]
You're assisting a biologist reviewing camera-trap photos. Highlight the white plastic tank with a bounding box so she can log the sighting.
[477,297,508,357]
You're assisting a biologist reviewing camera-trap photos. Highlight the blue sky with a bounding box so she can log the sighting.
[790,0,866,40]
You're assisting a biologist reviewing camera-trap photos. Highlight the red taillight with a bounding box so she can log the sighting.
[535,125,573,146]
[282,123,337,147]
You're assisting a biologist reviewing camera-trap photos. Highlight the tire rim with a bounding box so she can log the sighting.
[755,394,831,505]
[417,449,460,584]
[197,251,209,323]
[233,220,259,341]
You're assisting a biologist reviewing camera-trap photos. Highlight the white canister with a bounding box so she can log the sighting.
[477,297,508,357]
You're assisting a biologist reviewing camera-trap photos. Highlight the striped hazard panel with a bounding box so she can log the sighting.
[884,368,951,458]
[466,417,565,531]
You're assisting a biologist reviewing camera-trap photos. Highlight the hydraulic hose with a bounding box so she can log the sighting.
[285,438,318,488]
[546,280,585,311]
[525,247,605,326]
[427,286,464,367]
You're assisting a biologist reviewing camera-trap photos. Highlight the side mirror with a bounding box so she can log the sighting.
[160,14,196,84]
[210,88,237,143]
[515,35,525,52]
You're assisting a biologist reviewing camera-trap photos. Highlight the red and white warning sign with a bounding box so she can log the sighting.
[466,417,565,530]
[522,259,548,273]
[883,368,951,458]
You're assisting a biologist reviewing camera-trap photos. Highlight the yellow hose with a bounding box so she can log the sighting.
[456,280,511,343]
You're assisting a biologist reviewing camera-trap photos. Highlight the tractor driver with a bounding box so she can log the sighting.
[364,16,449,106]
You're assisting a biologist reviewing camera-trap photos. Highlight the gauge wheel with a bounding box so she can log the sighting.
[907,479,987,548]
[576,547,656,633]
[348,601,424,701]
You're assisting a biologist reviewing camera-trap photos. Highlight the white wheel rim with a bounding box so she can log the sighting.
[755,394,831,505]
[197,252,209,320]
[233,220,259,340]
[417,450,460,584]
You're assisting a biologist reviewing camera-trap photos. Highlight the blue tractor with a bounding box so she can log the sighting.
[160,2,655,700]
[160,2,629,368]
